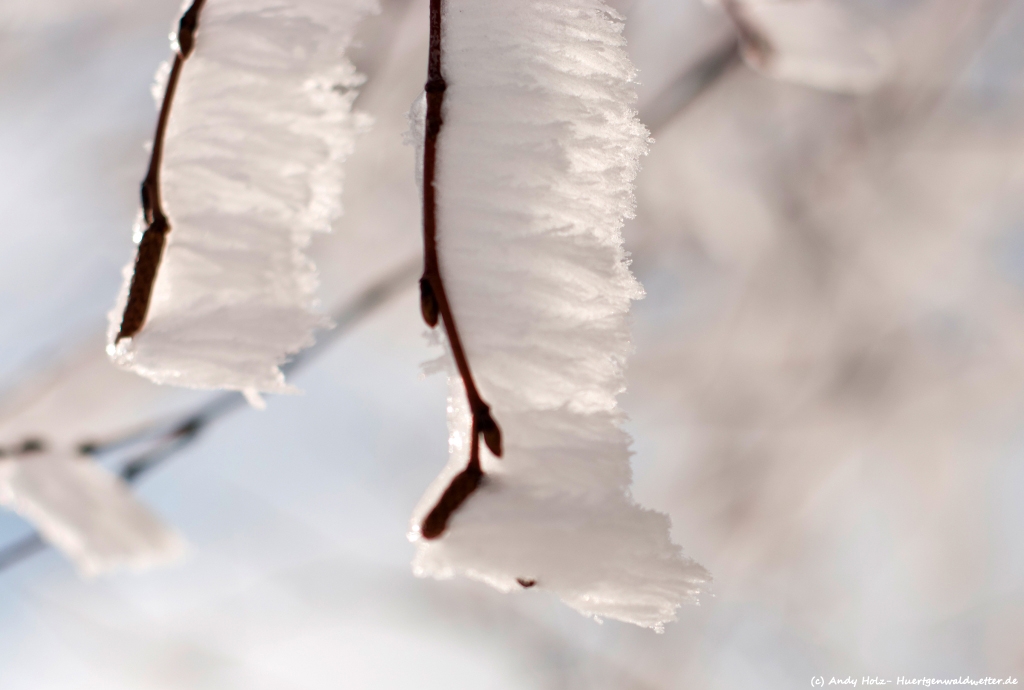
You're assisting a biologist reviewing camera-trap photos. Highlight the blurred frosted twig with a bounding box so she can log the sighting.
[0,258,420,575]
[641,36,740,133]
[720,0,772,70]
[0,534,45,572]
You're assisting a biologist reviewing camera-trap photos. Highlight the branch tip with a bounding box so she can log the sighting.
[176,0,206,58]
[421,459,483,540]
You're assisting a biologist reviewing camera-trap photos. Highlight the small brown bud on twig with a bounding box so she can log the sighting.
[478,409,502,457]
[117,215,170,341]
[421,460,483,540]
[176,0,205,58]
[420,278,440,327]
[19,439,46,455]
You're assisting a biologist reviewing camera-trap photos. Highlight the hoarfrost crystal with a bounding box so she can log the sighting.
[108,0,374,393]
[411,0,710,630]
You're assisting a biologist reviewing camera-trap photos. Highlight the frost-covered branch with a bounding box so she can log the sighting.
[409,0,709,629]
[418,0,502,540]
[0,260,418,576]
[115,0,206,341]
[720,0,774,70]
[717,0,891,94]
[0,441,186,576]
[108,0,373,394]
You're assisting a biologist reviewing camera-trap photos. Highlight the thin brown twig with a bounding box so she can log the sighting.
[418,0,502,540]
[0,260,421,575]
[116,0,207,342]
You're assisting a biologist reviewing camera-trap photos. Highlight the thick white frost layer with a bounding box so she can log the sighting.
[108,0,374,393]
[411,0,709,629]
[0,455,186,576]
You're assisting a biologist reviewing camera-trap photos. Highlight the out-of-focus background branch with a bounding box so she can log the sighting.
[1,0,1023,686]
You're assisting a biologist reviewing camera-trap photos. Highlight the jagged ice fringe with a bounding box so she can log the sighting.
[410,0,710,630]
[108,0,375,394]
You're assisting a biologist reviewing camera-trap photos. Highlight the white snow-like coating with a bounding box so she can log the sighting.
[0,455,186,576]
[108,0,374,393]
[410,0,710,630]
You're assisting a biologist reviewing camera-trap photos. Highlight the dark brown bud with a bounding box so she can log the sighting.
[420,278,440,327]
[116,217,170,342]
[140,179,156,223]
[478,410,502,457]
[18,438,45,455]
[177,0,205,58]
[421,463,483,540]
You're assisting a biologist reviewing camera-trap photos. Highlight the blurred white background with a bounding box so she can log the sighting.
[1,0,1023,687]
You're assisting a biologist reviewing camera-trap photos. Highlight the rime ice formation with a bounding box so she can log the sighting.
[108,0,374,393]
[410,0,709,630]
[0,455,186,576]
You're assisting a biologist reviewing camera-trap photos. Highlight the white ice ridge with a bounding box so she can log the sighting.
[108,0,375,393]
[0,454,186,576]
[410,0,710,630]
